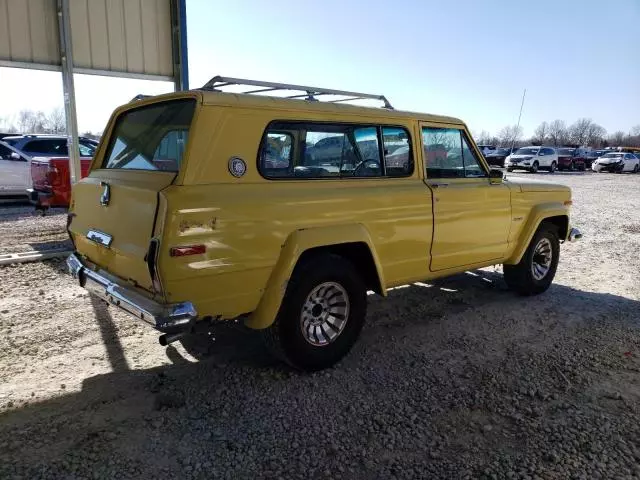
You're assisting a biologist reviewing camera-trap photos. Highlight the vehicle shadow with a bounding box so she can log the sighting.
[1,269,638,477]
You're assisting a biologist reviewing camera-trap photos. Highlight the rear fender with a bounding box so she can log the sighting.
[505,203,569,265]
[245,224,385,330]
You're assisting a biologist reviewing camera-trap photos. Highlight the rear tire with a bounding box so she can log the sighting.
[633,164,639,173]
[506,168,513,173]
[503,225,560,296]
[549,161,557,173]
[262,253,367,371]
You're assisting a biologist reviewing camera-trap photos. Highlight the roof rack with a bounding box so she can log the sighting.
[200,75,393,109]
[130,94,151,102]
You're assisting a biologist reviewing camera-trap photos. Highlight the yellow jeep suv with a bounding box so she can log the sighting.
[66,76,581,371]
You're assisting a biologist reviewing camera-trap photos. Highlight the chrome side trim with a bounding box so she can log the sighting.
[66,253,197,332]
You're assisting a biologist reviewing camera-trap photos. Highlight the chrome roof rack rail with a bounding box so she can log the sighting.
[199,75,393,109]
[130,94,151,102]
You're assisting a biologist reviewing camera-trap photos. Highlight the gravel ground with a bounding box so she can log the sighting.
[0,171,639,479]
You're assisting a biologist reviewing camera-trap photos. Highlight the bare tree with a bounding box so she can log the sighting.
[568,118,601,146]
[585,123,606,147]
[533,121,549,144]
[608,131,625,146]
[17,110,47,134]
[547,120,567,146]
[498,125,523,147]
[474,130,493,145]
[44,107,66,134]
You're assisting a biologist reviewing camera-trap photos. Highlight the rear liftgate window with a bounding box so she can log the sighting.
[259,121,413,179]
[102,99,196,172]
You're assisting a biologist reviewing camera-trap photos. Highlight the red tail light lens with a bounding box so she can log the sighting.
[169,245,206,257]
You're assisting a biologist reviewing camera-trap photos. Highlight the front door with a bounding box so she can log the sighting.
[421,123,511,271]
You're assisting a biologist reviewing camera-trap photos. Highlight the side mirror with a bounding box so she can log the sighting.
[489,168,504,184]
[10,152,22,161]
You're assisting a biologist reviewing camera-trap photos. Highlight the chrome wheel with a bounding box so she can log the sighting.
[300,282,349,346]
[531,238,553,281]
[531,162,538,173]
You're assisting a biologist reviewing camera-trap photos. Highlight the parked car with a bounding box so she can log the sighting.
[477,144,497,156]
[29,156,93,211]
[592,152,640,173]
[0,140,31,198]
[585,151,602,169]
[484,147,514,167]
[66,78,581,371]
[505,146,559,173]
[2,134,97,158]
[556,147,586,171]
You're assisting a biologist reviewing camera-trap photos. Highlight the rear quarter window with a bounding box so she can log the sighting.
[102,99,195,171]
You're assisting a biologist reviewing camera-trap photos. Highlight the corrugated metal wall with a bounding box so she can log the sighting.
[0,0,60,67]
[0,0,174,78]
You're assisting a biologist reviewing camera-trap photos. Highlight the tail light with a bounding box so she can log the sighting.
[169,245,206,257]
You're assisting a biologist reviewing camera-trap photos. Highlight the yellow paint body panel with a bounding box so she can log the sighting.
[69,90,574,330]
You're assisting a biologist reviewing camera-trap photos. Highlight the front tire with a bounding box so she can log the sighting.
[530,161,539,173]
[503,225,560,296]
[262,253,367,371]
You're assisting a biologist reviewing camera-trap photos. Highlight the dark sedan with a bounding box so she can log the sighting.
[484,147,515,167]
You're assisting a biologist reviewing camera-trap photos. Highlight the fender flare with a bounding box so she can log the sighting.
[505,203,569,265]
[245,224,385,329]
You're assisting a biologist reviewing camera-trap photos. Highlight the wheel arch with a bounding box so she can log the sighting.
[505,205,569,265]
[245,224,385,329]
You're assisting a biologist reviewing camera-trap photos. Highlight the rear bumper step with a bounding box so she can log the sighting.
[66,253,197,333]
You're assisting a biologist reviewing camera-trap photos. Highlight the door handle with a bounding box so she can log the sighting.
[430,183,449,188]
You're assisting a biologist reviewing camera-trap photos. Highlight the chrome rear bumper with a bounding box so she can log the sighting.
[66,253,197,333]
[568,227,582,241]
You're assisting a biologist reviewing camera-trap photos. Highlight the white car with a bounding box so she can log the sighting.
[0,141,32,198]
[592,152,640,173]
[505,146,559,173]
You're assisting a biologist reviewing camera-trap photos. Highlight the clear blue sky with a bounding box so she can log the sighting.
[1,0,638,137]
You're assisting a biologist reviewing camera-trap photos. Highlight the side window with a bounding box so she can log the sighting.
[353,127,381,177]
[151,130,188,170]
[383,127,413,176]
[78,144,93,157]
[25,140,68,155]
[461,134,487,178]
[422,127,464,178]
[543,148,554,156]
[259,122,412,179]
[261,132,293,176]
[304,129,350,177]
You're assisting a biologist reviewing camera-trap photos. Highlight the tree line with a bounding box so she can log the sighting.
[0,108,100,139]
[474,119,640,149]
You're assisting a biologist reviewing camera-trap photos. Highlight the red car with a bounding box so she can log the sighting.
[556,147,586,171]
[28,156,92,211]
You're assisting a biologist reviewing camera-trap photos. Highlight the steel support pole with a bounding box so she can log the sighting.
[172,0,189,91]
[57,0,81,185]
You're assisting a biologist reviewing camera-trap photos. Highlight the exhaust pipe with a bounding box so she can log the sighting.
[159,332,186,346]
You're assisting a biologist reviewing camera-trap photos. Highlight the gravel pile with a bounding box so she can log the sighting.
[0,172,639,479]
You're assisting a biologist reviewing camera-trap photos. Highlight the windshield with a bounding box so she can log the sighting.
[558,148,575,155]
[102,99,195,171]
[515,148,539,155]
[602,153,623,158]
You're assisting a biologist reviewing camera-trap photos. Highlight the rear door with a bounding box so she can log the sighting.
[69,98,196,293]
